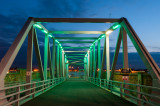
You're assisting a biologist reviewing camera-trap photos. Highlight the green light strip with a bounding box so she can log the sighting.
[33,23,65,54]
[84,23,121,58]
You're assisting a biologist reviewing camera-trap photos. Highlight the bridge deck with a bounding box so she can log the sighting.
[22,79,135,106]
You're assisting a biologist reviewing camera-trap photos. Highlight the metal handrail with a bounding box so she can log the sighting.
[88,77,160,106]
[0,77,65,106]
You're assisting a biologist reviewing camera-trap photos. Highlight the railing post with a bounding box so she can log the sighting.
[100,79,101,87]
[120,83,123,97]
[104,80,106,88]
[43,80,45,92]
[15,86,20,106]
[108,80,112,92]
[32,83,35,98]
[137,84,141,106]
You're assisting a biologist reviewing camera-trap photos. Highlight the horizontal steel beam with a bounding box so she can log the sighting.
[55,37,97,40]
[65,54,85,55]
[34,18,121,23]
[67,56,84,57]
[67,63,86,65]
[68,59,84,61]
[64,51,87,53]
[60,41,93,43]
[50,31,105,34]
[63,47,90,49]
[67,57,84,59]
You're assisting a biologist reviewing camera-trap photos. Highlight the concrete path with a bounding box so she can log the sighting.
[22,79,135,106]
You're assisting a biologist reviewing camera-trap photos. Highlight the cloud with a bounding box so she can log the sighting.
[32,0,88,18]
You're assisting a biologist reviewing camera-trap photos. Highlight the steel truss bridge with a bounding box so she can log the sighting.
[0,18,160,106]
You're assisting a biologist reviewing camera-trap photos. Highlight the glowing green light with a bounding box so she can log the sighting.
[113,24,120,30]
[48,34,52,37]
[106,30,113,35]
[34,24,42,29]
[101,34,105,38]
[44,30,48,34]
[55,40,60,44]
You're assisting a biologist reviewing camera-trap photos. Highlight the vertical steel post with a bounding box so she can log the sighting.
[122,27,129,69]
[93,44,96,78]
[101,38,106,78]
[52,39,56,79]
[66,58,69,78]
[48,43,53,79]
[98,40,101,79]
[64,56,68,78]
[84,57,86,79]
[44,34,48,80]
[26,27,34,83]
[89,49,92,77]
[56,45,60,78]
[87,52,90,78]
[106,35,110,81]
[62,51,65,77]
[122,27,130,98]
[59,48,63,77]
[26,27,34,96]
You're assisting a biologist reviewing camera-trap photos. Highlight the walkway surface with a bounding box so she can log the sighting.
[22,79,135,106]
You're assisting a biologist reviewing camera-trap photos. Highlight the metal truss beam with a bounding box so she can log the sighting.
[121,18,160,85]
[65,54,85,55]
[110,29,122,80]
[67,63,86,65]
[52,39,56,79]
[64,51,87,53]
[101,39,106,78]
[63,47,90,49]
[98,40,101,79]
[50,31,105,34]
[33,29,44,80]
[26,26,34,96]
[55,37,97,40]
[44,34,48,80]
[0,17,34,83]
[34,18,121,23]
[26,26,34,84]
[60,41,93,43]
[48,42,53,79]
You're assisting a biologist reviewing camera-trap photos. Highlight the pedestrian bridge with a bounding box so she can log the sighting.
[0,18,160,106]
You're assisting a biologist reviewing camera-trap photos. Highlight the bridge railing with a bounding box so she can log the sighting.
[0,77,65,106]
[88,77,160,106]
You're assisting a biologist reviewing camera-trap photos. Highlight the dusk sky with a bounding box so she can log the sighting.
[0,0,160,69]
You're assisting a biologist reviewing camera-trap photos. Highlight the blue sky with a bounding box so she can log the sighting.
[0,0,160,68]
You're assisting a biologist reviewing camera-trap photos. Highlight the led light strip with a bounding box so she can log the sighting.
[84,24,121,58]
[33,23,65,55]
